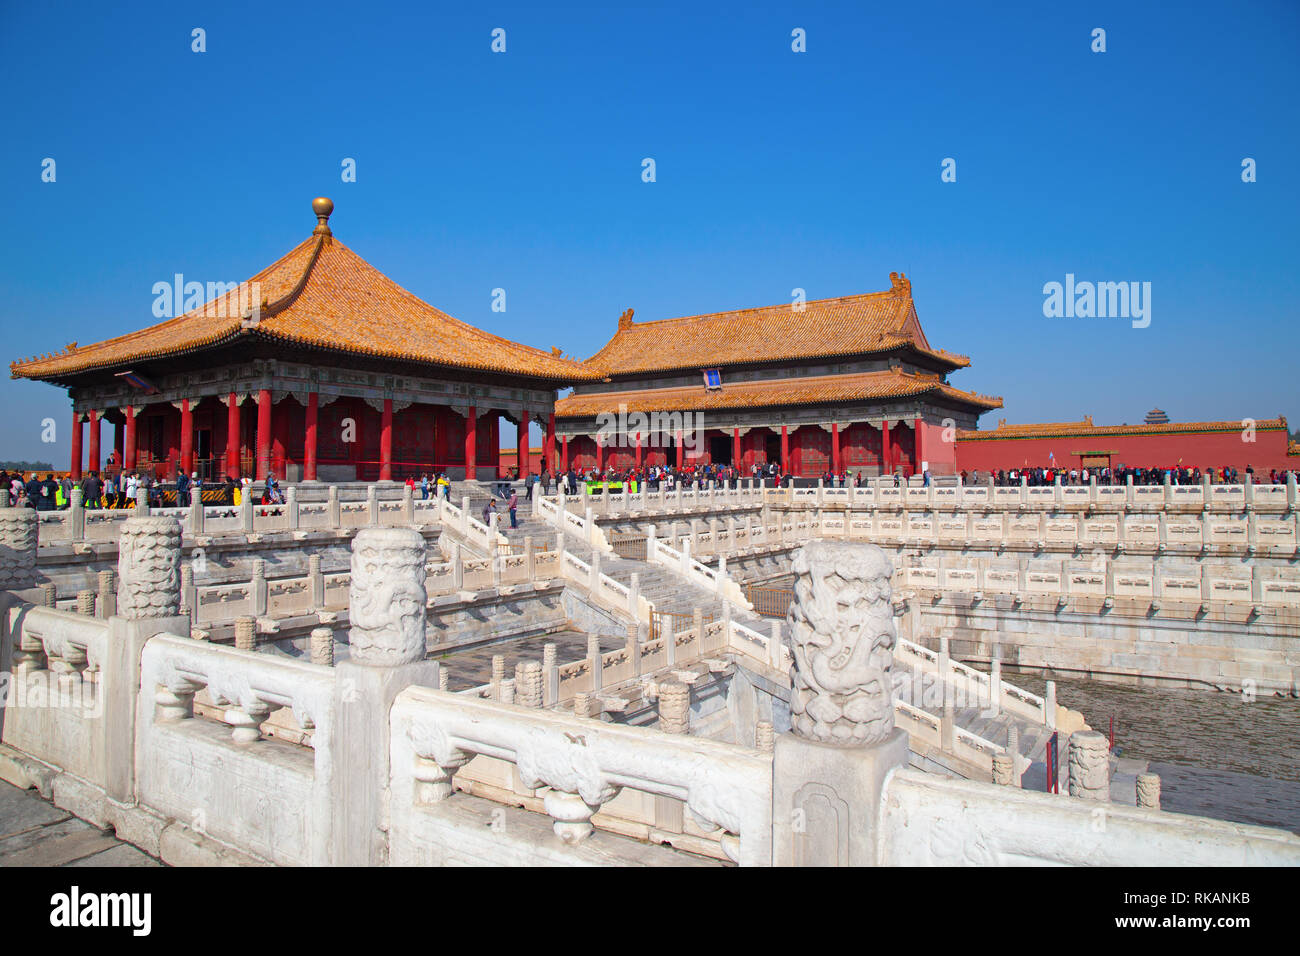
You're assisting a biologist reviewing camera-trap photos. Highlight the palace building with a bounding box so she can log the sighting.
[13,202,1294,484]
[11,199,594,483]
[553,273,1002,477]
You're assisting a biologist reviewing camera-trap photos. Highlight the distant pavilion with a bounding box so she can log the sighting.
[11,199,595,483]
[554,273,1002,478]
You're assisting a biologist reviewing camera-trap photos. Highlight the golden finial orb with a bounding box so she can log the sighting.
[312,197,334,235]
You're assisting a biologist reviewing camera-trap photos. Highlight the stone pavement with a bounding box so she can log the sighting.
[0,780,159,867]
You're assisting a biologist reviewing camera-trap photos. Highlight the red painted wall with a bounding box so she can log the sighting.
[499,448,544,477]
[918,419,958,476]
[955,426,1295,474]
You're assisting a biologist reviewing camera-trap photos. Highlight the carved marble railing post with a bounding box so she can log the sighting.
[335,525,438,865]
[239,492,253,532]
[658,680,690,734]
[491,654,506,698]
[543,642,558,705]
[1136,772,1161,810]
[366,485,379,526]
[68,488,85,541]
[76,589,96,617]
[756,721,774,752]
[39,583,56,608]
[452,542,465,590]
[179,563,196,619]
[499,677,517,704]
[1007,725,1021,787]
[189,491,204,535]
[0,491,39,590]
[574,691,599,719]
[401,484,414,524]
[134,486,149,515]
[992,752,1014,786]
[774,540,910,866]
[286,486,300,530]
[234,615,257,650]
[309,554,324,608]
[347,527,427,665]
[118,516,181,619]
[587,633,603,690]
[328,485,341,528]
[250,559,268,617]
[311,626,334,666]
[97,568,116,619]
[516,660,543,708]
[109,514,189,803]
[1068,730,1110,802]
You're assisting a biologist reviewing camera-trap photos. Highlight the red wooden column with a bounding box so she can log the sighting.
[87,410,101,475]
[113,420,124,470]
[70,411,83,480]
[561,435,569,472]
[517,410,530,479]
[226,393,241,479]
[780,425,789,475]
[179,399,194,476]
[545,413,556,473]
[914,417,925,474]
[832,423,841,474]
[597,435,606,473]
[380,398,394,481]
[304,392,319,481]
[123,407,137,472]
[464,405,477,480]
[256,389,272,481]
[732,427,741,469]
[675,430,683,468]
[881,420,892,476]
[635,432,643,470]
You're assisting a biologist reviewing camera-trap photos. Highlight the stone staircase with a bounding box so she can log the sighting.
[446,495,1067,785]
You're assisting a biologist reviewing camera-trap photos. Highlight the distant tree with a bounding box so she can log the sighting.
[0,460,55,471]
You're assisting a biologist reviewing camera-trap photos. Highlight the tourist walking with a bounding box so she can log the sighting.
[508,490,518,528]
[80,471,103,509]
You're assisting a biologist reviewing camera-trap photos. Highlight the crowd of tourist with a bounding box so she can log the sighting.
[980,465,1298,486]
[0,468,290,510]
[6,459,1297,513]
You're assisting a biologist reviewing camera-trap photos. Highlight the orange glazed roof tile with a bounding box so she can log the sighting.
[11,205,598,385]
[555,369,1002,417]
[956,418,1287,441]
[581,272,970,376]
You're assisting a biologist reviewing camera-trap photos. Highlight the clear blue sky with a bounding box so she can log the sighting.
[2,0,1297,464]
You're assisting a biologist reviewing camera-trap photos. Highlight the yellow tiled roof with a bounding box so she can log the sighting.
[555,369,1002,417]
[957,418,1287,441]
[582,273,970,376]
[11,227,598,384]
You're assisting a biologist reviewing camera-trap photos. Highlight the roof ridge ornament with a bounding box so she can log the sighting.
[312,197,334,236]
[889,271,911,295]
[618,307,634,330]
